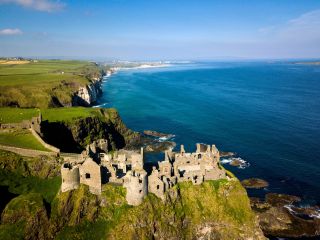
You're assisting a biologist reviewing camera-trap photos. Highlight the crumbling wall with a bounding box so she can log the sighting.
[148,168,165,199]
[0,144,58,157]
[79,158,102,194]
[61,163,80,192]
[124,170,147,206]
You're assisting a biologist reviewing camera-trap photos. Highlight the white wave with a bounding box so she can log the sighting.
[310,210,320,219]
[157,135,175,142]
[284,204,295,214]
[220,159,232,164]
[119,64,172,71]
[284,204,320,219]
[220,157,250,169]
[92,102,108,108]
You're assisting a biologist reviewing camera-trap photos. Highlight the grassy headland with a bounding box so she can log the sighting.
[0,149,264,239]
[0,60,102,108]
[0,107,140,152]
[0,129,49,151]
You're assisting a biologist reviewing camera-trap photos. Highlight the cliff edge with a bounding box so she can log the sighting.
[0,150,266,239]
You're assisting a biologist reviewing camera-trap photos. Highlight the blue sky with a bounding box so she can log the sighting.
[0,0,320,60]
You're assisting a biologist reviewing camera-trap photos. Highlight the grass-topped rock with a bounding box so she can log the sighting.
[0,148,266,239]
[40,107,140,152]
[52,179,265,239]
[0,107,140,153]
[0,60,103,108]
[0,193,50,240]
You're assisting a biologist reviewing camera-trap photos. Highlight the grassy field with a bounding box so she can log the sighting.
[0,106,103,123]
[0,107,39,123]
[0,129,49,151]
[0,107,104,150]
[0,60,102,108]
[41,107,102,122]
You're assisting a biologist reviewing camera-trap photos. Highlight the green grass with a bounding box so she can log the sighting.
[0,107,39,123]
[41,107,102,122]
[55,220,109,240]
[0,60,91,86]
[0,60,102,108]
[0,129,49,151]
[53,184,130,240]
[0,170,61,203]
[0,150,61,203]
[0,221,25,240]
[0,106,104,124]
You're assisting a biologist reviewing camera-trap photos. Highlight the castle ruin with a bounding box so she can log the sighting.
[61,143,227,206]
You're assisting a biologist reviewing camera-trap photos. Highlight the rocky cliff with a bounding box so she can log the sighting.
[40,108,140,153]
[72,77,103,107]
[0,60,105,108]
[0,158,266,240]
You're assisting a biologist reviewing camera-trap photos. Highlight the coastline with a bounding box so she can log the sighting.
[95,61,320,237]
[1,59,320,239]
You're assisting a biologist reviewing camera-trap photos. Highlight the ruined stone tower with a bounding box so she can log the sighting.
[124,169,148,206]
[61,163,80,192]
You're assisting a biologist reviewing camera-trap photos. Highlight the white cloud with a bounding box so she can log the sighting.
[0,28,23,35]
[259,9,320,42]
[0,0,65,12]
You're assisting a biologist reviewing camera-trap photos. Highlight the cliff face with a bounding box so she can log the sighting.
[1,193,50,240]
[41,108,140,153]
[72,78,103,106]
[0,150,266,239]
[2,181,265,239]
[107,180,266,240]
[0,60,105,108]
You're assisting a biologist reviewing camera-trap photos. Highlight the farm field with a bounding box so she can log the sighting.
[0,60,101,108]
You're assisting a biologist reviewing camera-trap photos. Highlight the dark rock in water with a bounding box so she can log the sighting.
[241,178,269,189]
[266,193,301,206]
[144,141,176,153]
[143,130,174,139]
[230,159,243,167]
[220,151,235,157]
[125,135,176,153]
[250,193,320,238]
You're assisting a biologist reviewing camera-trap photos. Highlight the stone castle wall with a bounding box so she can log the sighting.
[30,127,60,153]
[61,164,80,192]
[0,120,30,129]
[124,170,148,206]
[79,158,102,194]
[0,144,58,157]
[60,143,227,206]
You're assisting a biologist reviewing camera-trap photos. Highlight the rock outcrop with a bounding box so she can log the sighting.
[1,193,51,240]
[5,180,266,240]
[107,180,266,240]
[72,79,103,106]
[241,178,269,189]
[40,108,140,153]
[251,193,320,238]
[0,149,266,239]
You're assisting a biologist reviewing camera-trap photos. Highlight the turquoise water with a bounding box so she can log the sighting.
[99,61,320,203]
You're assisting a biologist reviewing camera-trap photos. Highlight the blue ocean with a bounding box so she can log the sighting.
[98,61,320,204]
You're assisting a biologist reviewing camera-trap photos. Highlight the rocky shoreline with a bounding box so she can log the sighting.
[251,193,320,238]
